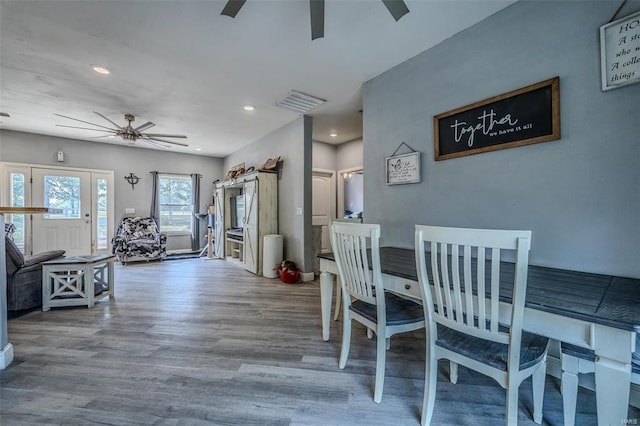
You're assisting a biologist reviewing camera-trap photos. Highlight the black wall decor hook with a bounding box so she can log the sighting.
[125,172,141,189]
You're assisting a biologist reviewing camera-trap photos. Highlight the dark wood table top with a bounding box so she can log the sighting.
[318,247,640,332]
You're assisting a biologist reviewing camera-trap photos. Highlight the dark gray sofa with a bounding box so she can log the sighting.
[5,235,65,311]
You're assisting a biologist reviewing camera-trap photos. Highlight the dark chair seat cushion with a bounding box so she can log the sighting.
[350,291,424,326]
[436,325,548,371]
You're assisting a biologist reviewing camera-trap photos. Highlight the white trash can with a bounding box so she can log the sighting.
[263,234,283,278]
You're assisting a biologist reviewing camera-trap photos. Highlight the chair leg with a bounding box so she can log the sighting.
[373,328,386,403]
[421,347,437,426]
[333,279,341,321]
[561,361,579,426]
[338,314,352,370]
[532,359,546,424]
[449,361,458,384]
[505,376,519,426]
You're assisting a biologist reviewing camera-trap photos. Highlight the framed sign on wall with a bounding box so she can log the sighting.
[434,77,561,161]
[600,10,640,91]
[385,151,420,185]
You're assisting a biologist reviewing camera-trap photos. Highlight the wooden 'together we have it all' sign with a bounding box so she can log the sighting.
[434,77,561,161]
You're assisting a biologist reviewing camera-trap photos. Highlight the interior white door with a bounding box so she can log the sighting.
[32,168,92,256]
[312,170,335,252]
[243,180,258,274]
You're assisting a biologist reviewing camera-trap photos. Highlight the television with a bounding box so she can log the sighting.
[230,194,245,229]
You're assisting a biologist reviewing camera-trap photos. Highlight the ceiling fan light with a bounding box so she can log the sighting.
[243,105,255,111]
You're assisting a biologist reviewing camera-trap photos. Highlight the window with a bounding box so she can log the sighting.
[96,178,108,249]
[159,175,192,232]
[43,175,82,218]
[9,172,26,251]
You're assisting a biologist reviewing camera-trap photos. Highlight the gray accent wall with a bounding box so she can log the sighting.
[336,138,363,171]
[0,129,223,250]
[223,116,313,272]
[363,1,640,278]
[312,141,337,170]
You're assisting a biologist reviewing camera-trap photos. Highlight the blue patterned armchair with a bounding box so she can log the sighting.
[112,216,167,264]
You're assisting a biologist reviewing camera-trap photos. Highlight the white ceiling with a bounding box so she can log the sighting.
[0,0,514,157]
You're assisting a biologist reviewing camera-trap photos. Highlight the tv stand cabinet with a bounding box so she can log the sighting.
[213,171,278,275]
[226,229,244,262]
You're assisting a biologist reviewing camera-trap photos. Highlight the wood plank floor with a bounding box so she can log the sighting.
[1,259,638,425]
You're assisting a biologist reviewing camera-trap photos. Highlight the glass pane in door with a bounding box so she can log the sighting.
[9,172,25,251]
[43,175,82,218]
[96,178,108,249]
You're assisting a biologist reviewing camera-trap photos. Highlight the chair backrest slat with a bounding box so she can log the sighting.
[415,225,531,349]
[490,247,501,333]
[463,245,474,325]
[476,246,486,329]
[450,244,465,325]
[430,241,445,318]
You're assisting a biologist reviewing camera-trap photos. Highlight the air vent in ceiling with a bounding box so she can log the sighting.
[275,90,326,114]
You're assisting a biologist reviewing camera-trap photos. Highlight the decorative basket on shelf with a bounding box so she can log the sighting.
[278,260,300,284]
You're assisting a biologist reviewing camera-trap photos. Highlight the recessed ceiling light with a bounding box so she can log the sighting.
[195,147,202,151]
[330,132,338,137]
[92,65,110,75]
[243,105,255,111]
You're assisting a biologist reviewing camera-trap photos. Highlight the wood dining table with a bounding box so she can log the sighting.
[318,247,639,426]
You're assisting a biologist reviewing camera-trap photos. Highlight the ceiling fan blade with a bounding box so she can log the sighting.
[310,0,325,40]
[134,121,155,132]
[54,113,116,131]
[93,111,123,129]
[221,0,246,18]
[381,0,409,21]
[143,133,187,139]
[144,136,189,147]
[56,124,117,133]
[143,139,171,150]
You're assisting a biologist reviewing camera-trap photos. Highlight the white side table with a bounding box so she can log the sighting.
[42,254,115,311]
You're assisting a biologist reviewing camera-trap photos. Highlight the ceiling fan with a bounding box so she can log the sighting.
[221,0,410,40]
[55,112,188,150]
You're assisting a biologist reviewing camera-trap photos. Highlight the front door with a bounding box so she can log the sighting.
[32,168,92,255]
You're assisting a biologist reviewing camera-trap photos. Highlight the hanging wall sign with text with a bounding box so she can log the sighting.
[434,77,561,161]
[600,11,640,91]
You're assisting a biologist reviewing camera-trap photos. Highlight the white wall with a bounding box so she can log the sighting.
[363,1,640,278]
[223,116,313,272]
[0,130,224,250]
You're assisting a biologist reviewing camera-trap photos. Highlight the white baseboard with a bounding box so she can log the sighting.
[301,272,315,282]
[0,343,14,370]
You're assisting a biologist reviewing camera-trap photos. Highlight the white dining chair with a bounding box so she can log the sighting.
[414,225,548,425]
[561,338,640,426]
[330,222,424,403]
